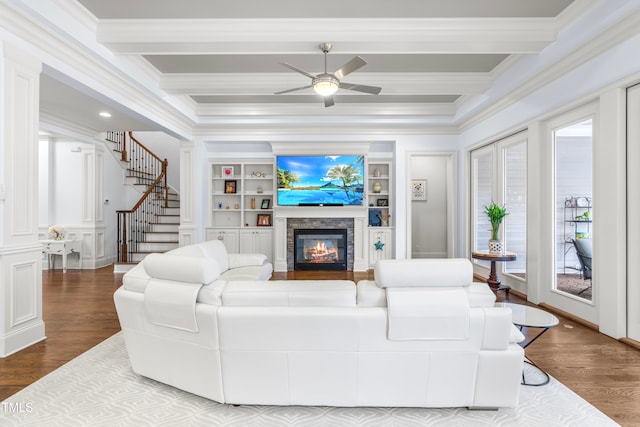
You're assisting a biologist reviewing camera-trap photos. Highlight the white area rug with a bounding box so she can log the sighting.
[1,333,618,426]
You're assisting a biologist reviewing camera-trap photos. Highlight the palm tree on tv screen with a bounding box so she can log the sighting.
[277,167,299,189]
[327,164,361,199]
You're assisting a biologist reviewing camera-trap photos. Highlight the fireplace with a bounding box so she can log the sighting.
[294,229,347,271]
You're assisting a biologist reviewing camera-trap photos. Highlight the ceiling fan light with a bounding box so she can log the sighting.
[313,76,339,96]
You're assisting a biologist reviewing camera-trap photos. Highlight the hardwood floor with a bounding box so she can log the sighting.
[0,267,122,401]
[1,267,639,426]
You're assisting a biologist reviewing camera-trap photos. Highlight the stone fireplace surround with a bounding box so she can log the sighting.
[273,206,368,272]
[288,218,353,271]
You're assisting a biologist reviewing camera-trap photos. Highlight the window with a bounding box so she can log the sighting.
[554,119,593,301]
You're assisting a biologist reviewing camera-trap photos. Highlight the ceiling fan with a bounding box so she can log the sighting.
[275,42,382,107]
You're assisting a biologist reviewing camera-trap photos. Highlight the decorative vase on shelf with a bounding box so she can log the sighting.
[488,239,504,254]
[372,182,382,193]
[378,213,391,227]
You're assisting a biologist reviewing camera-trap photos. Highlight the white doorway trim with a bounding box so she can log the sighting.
[405,152,456,259]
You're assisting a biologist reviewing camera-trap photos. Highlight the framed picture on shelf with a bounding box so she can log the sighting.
[224,180,237,194]
[369,209,382,226]
[221,166,234,177]
[411,179,427,201]
[257,213,271,226]
[261,199,270,209]
[376,198,388,207]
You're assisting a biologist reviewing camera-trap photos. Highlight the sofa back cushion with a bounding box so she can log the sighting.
[143,253,222,284]
[357,280,496,308]
[374,258,472,288]
[198,240,230,271]
[222,280,356,307]
[168,244,207,257]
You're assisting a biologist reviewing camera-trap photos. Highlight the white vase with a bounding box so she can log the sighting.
[372,182,382,193]
[488,240,504,254]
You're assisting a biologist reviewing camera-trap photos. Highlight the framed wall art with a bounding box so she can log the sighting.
[411,179,427,201]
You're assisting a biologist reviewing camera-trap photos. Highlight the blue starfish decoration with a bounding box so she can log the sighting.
[374,240,385,251]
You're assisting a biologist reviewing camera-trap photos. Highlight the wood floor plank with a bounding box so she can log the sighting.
[1,267,639,426]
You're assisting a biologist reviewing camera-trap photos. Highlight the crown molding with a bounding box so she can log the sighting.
[51,0,99,33]
[97,17,556,54]
[457,5,640,133]
[270,141,371,155]
[40,112,100,141]
[1,1,195,139]
[555,0,600,30]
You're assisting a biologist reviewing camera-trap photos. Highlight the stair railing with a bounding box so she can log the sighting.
[107,131,169,263]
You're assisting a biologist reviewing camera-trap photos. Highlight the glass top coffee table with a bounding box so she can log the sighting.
[496,302,559,386]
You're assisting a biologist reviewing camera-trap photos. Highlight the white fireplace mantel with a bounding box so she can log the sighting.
[273,206,368,272]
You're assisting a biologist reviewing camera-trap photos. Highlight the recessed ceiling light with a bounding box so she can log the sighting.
[99,111,112,118]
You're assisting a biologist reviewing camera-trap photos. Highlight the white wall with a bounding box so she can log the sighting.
[131,131,181,191]
[38,139,86,229]
[38,137,139,266]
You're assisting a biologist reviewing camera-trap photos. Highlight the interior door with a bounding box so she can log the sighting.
[627,84,640,341]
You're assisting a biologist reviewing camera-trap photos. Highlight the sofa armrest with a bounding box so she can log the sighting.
[480,307,524,350]
[228,253,268,269]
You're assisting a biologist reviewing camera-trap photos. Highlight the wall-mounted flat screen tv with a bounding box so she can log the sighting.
[276,155,365,206]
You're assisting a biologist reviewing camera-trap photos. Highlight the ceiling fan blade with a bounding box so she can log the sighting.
[279,62,317,79]
[274,85,312,95]
[333,56,367,80]
[324,95,335,108]
[339,82,382,95]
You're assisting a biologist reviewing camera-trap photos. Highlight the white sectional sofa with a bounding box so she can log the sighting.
[114,241,524,409]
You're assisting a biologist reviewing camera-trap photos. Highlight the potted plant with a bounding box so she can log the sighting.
[484,201,508,253]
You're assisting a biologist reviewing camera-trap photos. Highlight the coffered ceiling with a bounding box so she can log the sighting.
[33,0,582,134]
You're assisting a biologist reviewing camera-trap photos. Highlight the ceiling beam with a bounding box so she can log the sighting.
[195,102,457,117]
[97,18,557,54]
[160,72,491,96]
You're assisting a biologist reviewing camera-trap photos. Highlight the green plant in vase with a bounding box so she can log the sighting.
[484,201,508,253]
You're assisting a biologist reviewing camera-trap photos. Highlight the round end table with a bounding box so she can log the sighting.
[497,302,559,386]
[472,250,516,293]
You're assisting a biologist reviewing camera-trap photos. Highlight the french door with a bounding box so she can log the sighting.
[470,132,527,290]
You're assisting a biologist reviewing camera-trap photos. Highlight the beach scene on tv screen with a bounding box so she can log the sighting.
[277,155,364,206]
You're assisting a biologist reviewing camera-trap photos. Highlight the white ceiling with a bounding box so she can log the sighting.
[36,0,578,134]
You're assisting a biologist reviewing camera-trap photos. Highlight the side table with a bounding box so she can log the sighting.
[497,302,559,386]
[40,239,82,272]
[471,250,516,293]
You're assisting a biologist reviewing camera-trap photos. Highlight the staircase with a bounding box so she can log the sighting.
[126,188,180,263]
[105,131,180,270]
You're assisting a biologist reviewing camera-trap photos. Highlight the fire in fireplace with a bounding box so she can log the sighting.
[294,229,347,271]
